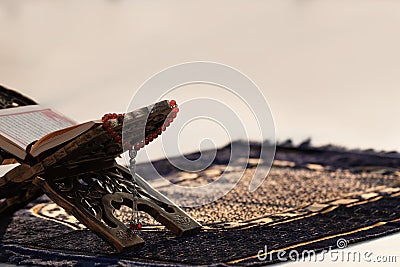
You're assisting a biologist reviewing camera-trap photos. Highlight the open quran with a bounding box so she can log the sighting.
[0,85,201,251]
[0,105,95,160]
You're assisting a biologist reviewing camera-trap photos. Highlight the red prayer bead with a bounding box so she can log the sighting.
[169,100,176,107]
[128,222,143,229]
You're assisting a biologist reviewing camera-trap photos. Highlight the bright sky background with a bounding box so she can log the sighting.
[1,0,400,161]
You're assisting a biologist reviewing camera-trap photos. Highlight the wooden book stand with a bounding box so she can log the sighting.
[0,85,201,251]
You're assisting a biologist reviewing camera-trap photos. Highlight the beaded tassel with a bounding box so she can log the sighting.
[101,100,179,231]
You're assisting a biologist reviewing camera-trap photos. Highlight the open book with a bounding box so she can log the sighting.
[0,105,98,160]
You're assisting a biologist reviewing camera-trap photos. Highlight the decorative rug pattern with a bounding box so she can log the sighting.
[1,143,399,266]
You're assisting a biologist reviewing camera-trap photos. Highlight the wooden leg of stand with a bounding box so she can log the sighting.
[31,164,201,252]
[33,176,145,252]
[103,192,202,237]
[115,165,202,235]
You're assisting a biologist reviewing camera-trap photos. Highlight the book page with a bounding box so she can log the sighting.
[0,105,76,149]
[0,163,20,177]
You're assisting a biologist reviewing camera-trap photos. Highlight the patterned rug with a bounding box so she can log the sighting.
[1,142,399,266]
